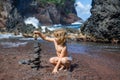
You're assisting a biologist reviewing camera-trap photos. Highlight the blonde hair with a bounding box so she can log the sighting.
[53,29,67,45]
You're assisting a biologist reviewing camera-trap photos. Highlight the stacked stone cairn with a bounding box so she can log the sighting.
[29,34,41,70]
[19,34,41,70]
[30,39,41,70]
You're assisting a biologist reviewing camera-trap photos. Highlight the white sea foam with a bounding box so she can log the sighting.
[41,26,47,32]
[24,17,40,28]
[19,37,42,41]
[42,24,81,32]
[0,42,28,48]
[40,25,61,32]
[71,21,82,25]
[47,26,61,31]
[24,16,81,32]
[0,33,23,39]
[0,33,14,39]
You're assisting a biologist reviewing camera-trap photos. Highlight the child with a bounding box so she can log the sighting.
[33,29,72,74]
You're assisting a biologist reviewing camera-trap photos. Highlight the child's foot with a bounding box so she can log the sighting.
[64,69,68,71]
[64,65,71,71]
[59,66,64,71]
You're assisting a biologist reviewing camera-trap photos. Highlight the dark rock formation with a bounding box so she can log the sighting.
[0,0,81,32]
[0,0,8,31]
[81,0,120,42]
[5,0,38,32]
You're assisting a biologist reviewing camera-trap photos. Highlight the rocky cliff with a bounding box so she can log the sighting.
[81,0,120,42]
[0,0,81,32]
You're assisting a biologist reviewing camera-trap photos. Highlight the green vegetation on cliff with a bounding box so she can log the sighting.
[37,0,65,5]
[36,0,75,15]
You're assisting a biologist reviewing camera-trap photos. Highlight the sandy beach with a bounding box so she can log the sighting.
[0,38,120,80]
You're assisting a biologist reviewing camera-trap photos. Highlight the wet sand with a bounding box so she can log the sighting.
[0,39,120,80]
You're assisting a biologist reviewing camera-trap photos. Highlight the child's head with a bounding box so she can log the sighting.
[53,29,67,45]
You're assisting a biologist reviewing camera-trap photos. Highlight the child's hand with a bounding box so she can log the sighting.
[52,69,58,74]
[33,31,40,34]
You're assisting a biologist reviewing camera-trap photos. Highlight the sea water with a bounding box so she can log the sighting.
[0,24,120,55]
[0,33,23,39]
[40,24,81,32]
[67,42,120,54]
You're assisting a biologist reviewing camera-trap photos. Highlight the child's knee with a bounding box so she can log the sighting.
[49,58,54,63]
[49,57,58,64]
[62,58,71,65]
[61,58,68,64]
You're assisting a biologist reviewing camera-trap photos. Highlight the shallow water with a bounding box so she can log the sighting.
[0,38,120,55]
[0,42,28,48]
[67,42,120,54]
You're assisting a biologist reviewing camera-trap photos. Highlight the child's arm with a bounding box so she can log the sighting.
[33,31,54,42]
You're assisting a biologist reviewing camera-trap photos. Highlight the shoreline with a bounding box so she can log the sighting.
[1,30,120,44]
[0,39,120,80]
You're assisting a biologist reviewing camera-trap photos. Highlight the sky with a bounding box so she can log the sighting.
[75,0,92,21]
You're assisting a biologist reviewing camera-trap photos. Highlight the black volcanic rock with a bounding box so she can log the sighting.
[81,0,120,42]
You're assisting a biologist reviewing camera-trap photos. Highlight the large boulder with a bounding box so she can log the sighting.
[81,0,120,42]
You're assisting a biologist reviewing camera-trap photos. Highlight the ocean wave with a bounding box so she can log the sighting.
[0,33,23,39]
[0,42,28,48]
